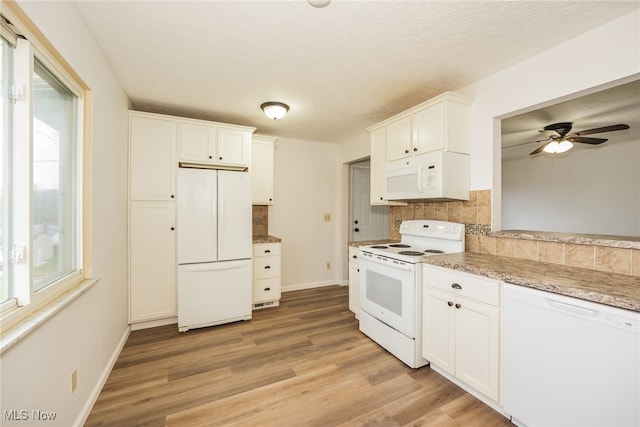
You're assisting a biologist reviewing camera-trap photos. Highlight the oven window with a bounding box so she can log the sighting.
[365,270,402,316]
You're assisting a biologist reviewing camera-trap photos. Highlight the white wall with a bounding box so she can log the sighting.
[270,137,343,290]
[502,139,640,235]
[1,2,130,426]
[455,10,640,229]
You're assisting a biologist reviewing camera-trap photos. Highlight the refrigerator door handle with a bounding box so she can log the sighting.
[218,189,224,254]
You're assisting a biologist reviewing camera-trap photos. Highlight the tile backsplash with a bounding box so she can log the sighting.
[252,205,268,237]
[389,189,640,277]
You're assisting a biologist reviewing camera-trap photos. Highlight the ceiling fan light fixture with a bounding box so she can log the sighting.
[260,102,289,120]
[307,0,331,8]
[543,139,574,154]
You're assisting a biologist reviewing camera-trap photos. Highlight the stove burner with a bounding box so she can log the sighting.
[389,244,411,248]
[398,250,425,256]
[369,245,389,249]
[423,249,445,254]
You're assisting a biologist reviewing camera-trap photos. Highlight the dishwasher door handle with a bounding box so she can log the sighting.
[545,298,599,319]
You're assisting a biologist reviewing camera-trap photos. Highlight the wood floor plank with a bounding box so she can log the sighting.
[86,285,511,426]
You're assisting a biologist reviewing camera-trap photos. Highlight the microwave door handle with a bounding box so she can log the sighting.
[417,165,425,192]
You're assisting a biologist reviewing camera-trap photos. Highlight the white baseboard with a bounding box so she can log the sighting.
[74,326,130,427]
[282,280,347,292]
[131,316,177,331]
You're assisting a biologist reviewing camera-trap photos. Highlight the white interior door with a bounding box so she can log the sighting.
[351,164,389,241]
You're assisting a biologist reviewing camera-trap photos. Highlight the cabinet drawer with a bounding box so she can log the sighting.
[253,243,281,257]
[254,278,281,302]
[423,265,501,307]
[254,256,281,279]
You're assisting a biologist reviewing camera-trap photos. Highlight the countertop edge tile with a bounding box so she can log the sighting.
[423,252,640,313]
[348,239,400,247]
[253,235,282,244]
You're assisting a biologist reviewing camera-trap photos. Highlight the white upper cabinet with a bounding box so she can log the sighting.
[372,92,471,170]
[218,128,252,168]
[178,122,252,170]
[129,113,177,201]
[251,135,276,205]
[385,117,412,162]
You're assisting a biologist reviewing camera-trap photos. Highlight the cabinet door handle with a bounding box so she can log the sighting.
[352,255,357,259]
[264,287,271,291]
[451,283,462,290]
[264,265,271,269]
[447,301,454,307]
[455,303,462,309]
[264,249,271,253]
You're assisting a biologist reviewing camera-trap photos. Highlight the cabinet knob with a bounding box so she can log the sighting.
[219,156,223,160]
[264,265,271,269]
[447,301,453,307]
[380,196,383,200]
[264,249,271,253]
[451,283,462,290]
[354,228,359,232]
[455,303,462,309]
[269,198,273,201]
[170,227,175,231]
[413,147,418,152]
[171,195,175,199]
[264,287,271,291]
[357,268,359,272]
[404,149,409,154]
[352,255,357,259]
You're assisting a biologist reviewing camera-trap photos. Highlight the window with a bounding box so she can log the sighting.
[1,7,89,331]
[1,34,13,305]
[33,60,79,292]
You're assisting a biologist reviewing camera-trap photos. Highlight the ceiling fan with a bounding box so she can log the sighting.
[529,122,630,155]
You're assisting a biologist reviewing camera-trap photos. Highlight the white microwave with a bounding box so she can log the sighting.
[382,151,469,201]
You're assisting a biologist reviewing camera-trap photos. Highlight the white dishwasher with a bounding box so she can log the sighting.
[503,283,640,427]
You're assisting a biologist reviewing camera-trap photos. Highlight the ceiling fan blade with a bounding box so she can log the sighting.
[568,136,607,145]
[529,142,549,155]
[571,124,629,136]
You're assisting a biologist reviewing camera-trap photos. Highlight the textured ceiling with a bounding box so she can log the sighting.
[73,0,639,142]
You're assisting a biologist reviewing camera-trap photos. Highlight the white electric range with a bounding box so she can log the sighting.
[358,220,465,368]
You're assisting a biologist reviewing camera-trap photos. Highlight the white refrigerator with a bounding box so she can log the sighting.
[177,167,252,332]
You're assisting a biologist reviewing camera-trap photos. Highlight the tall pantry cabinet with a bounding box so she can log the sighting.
[129,112,177,325]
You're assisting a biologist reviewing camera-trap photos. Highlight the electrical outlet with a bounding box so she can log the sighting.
[70,369,77,394]
[326,262,331,270]
[323,213,331,222]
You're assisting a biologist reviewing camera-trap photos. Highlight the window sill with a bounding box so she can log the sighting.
[0,278,98,355]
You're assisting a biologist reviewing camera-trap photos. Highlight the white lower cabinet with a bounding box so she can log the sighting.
[129,201,176,323]
[422,264,501,402]
[253,242,281,308]
[348,247,360,317]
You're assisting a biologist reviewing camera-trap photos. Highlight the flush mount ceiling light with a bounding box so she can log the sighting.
[308,0,331,7]
[260,102,289,120]
[542,138,574,154]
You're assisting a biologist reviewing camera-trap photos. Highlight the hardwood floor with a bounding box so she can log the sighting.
[86,285,512,426]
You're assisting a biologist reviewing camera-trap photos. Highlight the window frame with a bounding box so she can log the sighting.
[0,2,92,333]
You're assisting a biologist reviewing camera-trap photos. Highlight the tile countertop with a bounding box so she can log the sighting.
[253,235,282,244]
[423,252,640,313]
